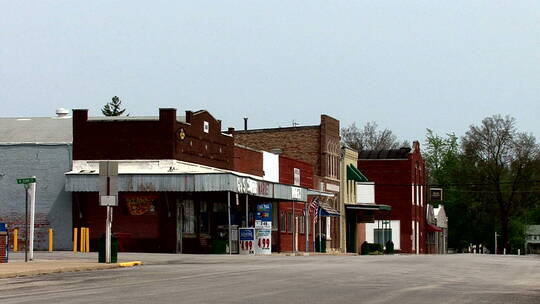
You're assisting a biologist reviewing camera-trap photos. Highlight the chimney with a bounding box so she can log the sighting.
[227,127,235,134]
[244,117,248,131]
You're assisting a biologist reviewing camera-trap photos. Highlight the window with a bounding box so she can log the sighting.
[293,168,300,186]
[199,201,209,234]
[374,229,392,245]
[182,200,195,235]
[299,215,305,234]
[272,202,278,231]
[280,212,287,232]
[287,212,293,233]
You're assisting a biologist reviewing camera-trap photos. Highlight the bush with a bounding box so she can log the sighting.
[385,240,395,254]
[361,242,383,255]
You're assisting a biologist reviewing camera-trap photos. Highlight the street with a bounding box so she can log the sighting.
[0,253,538,304]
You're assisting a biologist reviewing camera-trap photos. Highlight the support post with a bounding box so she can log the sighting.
[48,228,53,252]
[29,178,36,261]
[80,227,85,253]
[292,201,295,253]
[227,192,232,255]
[245,195,249,227]
[318,208,321,252]
[73,227,78,253]
[25,185,29,262]
[305,203,309,252]
[494,231,498,255]
[86,227,90,252]
[13,229,18,252]
[106,206,112,263]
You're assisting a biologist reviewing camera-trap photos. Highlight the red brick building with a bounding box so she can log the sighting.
[357,142,427,254]
[67,109,309,253]
[232,115,342,251]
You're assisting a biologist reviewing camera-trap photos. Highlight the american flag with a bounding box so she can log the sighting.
[309,198,319,224]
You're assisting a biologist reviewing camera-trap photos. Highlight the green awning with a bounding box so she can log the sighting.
[347,164,369,182]
[345,204,391,211]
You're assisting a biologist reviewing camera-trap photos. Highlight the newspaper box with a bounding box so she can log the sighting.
[0,223,7,263]
[239,228,255,255]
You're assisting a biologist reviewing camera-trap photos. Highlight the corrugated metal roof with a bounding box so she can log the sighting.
[0,117,72,143]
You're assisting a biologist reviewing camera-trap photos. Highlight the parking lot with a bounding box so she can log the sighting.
[1,253,539,304]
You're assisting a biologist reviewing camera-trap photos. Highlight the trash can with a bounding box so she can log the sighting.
[0,223,7,263]
[315,233,326,253]
[98,234,118,263]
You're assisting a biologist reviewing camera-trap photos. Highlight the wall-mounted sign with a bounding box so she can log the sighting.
[429,188,443,202]
[293,168,300,186]
[291,186,302,200]
[255,203,272,229]
[237,178,272,197]
[125,195,158,215]
[178,128,186,140]
[326,183,340,192]
[203,121,209,133]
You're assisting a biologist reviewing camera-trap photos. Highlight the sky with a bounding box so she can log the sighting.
[1,1,539,143]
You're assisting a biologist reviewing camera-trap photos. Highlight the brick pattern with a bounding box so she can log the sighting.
[73,109,234,170]
[234,127,322,176]
[233,146,264,176]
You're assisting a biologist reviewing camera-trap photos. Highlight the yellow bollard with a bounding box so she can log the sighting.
[48,228,53,252]
[80,227,85,253]
[85,227,90,252]
[73,227,78,253]
[13,228,18,252]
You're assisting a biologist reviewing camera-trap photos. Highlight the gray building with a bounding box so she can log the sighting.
[0,110,72,250]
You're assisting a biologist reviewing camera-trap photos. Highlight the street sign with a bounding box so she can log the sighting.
[17,177,36,184]
[100,196,118,207]
[429,188,443,202]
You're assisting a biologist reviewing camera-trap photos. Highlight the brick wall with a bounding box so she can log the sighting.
[73,109,234,170]
[0,234,6,263]
[233,127,322,176]
[233,146,264,176]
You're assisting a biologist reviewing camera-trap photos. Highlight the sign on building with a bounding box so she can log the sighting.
[429,188,443,202]
[255,203,272,229]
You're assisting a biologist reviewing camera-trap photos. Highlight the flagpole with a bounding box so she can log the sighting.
[318,206,321,252]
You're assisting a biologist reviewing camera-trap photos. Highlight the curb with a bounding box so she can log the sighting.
[0,264,119,279]
[118,261,142,267]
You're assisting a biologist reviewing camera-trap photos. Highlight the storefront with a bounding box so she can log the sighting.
[66,160,308,253]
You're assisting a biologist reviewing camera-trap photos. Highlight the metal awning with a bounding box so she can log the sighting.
[345,203,391,211]
[347,164,369,183]
[318,201,340,217]
[65,172,308,202]
[307,189,335,197]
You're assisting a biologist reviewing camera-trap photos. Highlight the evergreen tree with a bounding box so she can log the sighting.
[101,96,126,116]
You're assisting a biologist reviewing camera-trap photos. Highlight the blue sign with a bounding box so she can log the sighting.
[256,203,272,229]
[239,228,255,241]
[0,223,6,232]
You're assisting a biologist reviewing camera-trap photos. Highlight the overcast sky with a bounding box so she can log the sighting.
[1,1,539,143]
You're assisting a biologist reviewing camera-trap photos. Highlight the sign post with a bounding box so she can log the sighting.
[17,177,36,263]
[99,162,118,264]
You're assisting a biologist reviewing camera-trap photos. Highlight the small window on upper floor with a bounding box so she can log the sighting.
[203,121,209,133]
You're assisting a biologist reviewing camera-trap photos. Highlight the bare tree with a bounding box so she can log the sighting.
[462,115,540,252]
[341,121,409,151]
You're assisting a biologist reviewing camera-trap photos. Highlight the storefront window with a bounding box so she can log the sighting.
[183,200,195,235]
[374,229,392,245]
[287,212,293,233]
[299,216,305,234]
[199,201,209,235]
[280,212,287,232]
[272,202,278,231]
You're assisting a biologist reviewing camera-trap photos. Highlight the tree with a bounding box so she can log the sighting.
[341,121,409,151]
[461,115,540,252]
[101,96,126,116]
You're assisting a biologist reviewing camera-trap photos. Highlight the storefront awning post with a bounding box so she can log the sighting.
[318,206,321,252]
[227,191,231,255]
[245,194,249,228]
[292,201,295,253]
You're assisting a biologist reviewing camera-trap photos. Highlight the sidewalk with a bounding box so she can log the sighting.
[0,252,141,279]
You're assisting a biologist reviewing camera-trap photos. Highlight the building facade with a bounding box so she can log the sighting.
[232,115,342,252]
[357,142,427,254]
[0,114,73,250]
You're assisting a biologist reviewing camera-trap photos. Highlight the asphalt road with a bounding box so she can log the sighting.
[1,253,539,304]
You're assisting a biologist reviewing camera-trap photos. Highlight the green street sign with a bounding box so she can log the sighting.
[17,177,36,184]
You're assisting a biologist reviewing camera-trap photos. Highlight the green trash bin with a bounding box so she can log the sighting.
[98,235,118,263]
